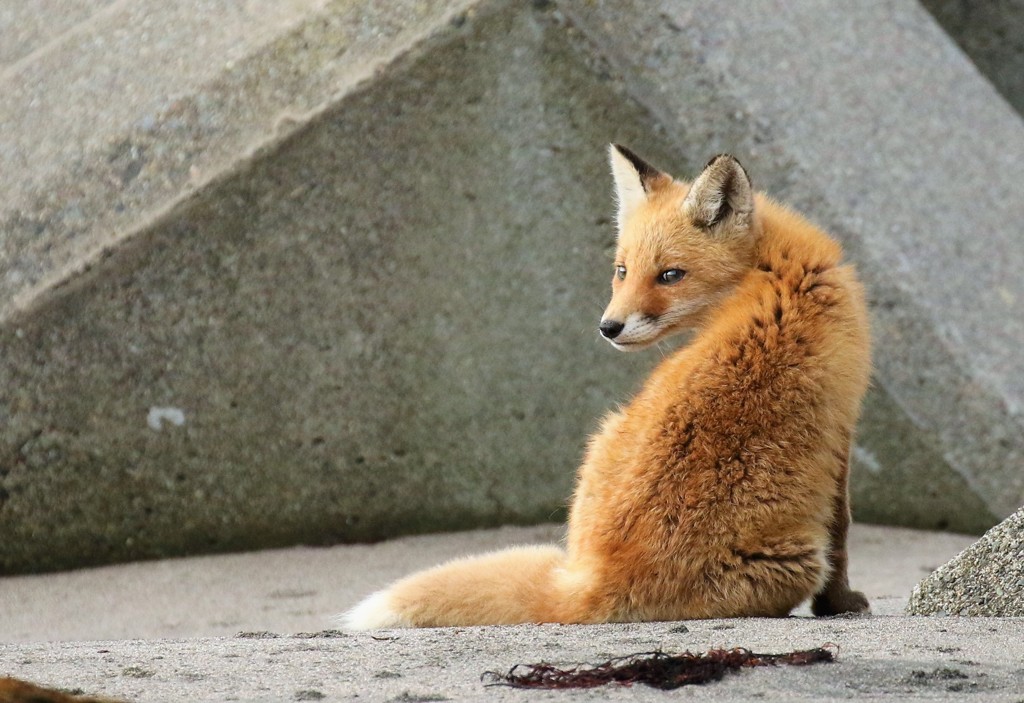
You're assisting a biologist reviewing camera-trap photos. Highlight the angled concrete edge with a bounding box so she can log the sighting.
[0,0,479,322]
[920,0,1024,116]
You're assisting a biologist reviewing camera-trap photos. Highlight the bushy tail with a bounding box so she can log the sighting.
[341,545,567,629]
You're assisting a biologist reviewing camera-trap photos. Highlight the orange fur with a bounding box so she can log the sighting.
[0,677,123,703]
[342,148,871,629]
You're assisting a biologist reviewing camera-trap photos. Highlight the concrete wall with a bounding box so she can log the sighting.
[2,0,1023,573]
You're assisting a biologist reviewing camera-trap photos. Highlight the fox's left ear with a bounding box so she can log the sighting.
[608,144,669,230]
[683,154,754,232]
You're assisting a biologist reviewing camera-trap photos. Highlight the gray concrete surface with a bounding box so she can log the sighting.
[0,0,661,574]
[0,0,118,68]
[2,524,1022,702]
[908,507,1024,616]
[3,0,1024,574]
[0,0,476,318]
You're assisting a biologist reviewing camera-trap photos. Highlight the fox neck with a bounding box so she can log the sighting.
[750,197,843,274]
[691,199,841,334]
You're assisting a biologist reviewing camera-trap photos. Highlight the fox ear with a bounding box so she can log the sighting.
[608,144,667,229]
[683,154,754,231]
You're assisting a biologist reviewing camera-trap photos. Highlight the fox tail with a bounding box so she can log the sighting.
[341,545,571,629]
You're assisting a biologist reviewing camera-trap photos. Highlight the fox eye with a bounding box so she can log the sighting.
[615,265,627,281]
[658,269,686,285]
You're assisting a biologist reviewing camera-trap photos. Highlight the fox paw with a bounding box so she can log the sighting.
[812,588,870,617]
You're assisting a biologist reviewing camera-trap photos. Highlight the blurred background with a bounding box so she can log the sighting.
[1,0,1022,576]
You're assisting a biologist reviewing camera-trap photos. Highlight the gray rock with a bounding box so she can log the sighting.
[2,0,1023,573]
[907,507,1024,616]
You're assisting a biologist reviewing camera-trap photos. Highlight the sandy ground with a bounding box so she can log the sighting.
[4,524,1023,702]
[0,523,974,642]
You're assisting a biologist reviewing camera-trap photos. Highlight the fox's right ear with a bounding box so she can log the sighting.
[608,144,668,230]
[683,154,754,232]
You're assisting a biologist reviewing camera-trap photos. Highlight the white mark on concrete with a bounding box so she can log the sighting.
[147,406,186,431]
[852,443,882,474]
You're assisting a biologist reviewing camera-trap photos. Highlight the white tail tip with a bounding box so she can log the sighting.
[339,590,410,630]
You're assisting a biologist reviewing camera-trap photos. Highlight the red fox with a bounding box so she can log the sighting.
[343,146,871,628]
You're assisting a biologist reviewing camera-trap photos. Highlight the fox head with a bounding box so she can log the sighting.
[599,145,759,350]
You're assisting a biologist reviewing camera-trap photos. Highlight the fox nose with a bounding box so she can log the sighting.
[599,319,625,339]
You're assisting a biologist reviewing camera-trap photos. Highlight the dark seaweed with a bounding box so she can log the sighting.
[483,646,835,690]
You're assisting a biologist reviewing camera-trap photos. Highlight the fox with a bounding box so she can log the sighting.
[342,145,872,629]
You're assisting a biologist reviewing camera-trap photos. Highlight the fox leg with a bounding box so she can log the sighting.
[811,445,869,615]
[342,545,573,629]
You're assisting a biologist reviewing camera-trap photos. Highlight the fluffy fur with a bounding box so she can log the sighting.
[342,146,871,629]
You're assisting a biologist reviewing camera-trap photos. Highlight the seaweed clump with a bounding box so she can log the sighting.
[483,646,835,690]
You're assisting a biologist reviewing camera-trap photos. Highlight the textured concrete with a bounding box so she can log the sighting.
[0,524,1017,703]
[2,0,1024,574]
[921,0,1024,116]
[908,507,1024,616]
[0,0,119,68]
[0,0,661,573]
[0,0,477,319]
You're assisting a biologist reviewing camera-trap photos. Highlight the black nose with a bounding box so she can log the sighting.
[599,319,625,339]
